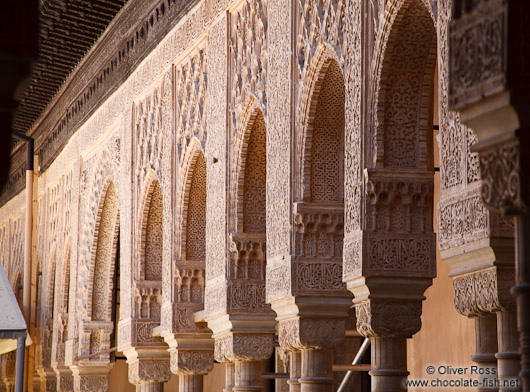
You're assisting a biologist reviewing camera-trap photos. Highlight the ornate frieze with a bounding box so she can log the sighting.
[449,0,506,110]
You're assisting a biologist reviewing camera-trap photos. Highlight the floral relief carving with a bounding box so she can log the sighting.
[453,267,515,317]
[449,0,506,110]
[170,350,214,375]
[175,47,207,166]
[230,0,267,136]
[278,318,345,350]
[355,300,422,338]
[214,334,273,362]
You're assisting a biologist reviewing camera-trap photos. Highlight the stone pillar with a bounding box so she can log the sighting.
[287,351,301,392]
[233,360,265,392]
[214,334,273,392]
[299,348,333,392]
[276,316,348,392]
[473,315,499,392]
[224,363,235,392]
[448,1,530,390]
[370,337,408,392]
[497,310,522,392]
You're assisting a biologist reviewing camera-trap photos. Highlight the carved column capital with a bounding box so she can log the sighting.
[277,317,345,351]
[214,333,273,363]
[354,299,422,339]
[477,139,525,215]
[70,366,110,392]
[453,266,516,317]
[127,359,172,386]
[170,350,214,376]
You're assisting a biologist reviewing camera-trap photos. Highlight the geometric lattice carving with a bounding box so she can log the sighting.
[243,112,267,234]
[91,184,120,321]
[142,181,163,281]
[186,154,206,260]
[309,61,344,203]
[176,48,207,166]
[373,0,436,171]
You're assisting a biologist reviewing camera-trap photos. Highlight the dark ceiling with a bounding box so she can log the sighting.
[14,0,128,134]
[0,0,127,190]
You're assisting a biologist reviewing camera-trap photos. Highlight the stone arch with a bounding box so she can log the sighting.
[298,44,344,202]
[370,0,437,171]
[88,181,120,322]
[232,95,265,232]
[138,174,163,282]
[179,145,207,262]
[228,97,268,300]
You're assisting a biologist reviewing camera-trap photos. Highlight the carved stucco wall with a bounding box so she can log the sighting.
[0,0,515,390]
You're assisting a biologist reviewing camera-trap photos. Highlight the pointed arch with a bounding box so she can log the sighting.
[298,44,345,203]
[233,96,267,233]
[370,0,437,170]
[179,145,207,262]
[138,173,163,281]
[89,181,120,322]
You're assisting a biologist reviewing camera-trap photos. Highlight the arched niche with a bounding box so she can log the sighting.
[372,0,437,172]
[231,108,267,284]
[139,179,163,282]
[296,55,346,267]
[90,182,120,321]
[174,149,206,306]
[184,152,207,262]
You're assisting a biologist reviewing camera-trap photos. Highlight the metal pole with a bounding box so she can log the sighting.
[15,334,26,392]
[336,338,371,392]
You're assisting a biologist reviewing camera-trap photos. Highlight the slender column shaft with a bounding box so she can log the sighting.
[224,363,235,392]
[473,315,498,392]
[369,337,408,392]
[299,348,333,392]
[179,375,203,392]
[233,361,263,392]
[497,310,522,391]
[288,351,301,392]
[138,382,164,392]
[514,215,530,392]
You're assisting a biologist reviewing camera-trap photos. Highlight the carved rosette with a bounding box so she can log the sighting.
[170,350,214,376]
[214,333,273,363]
[278,318,345,351]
